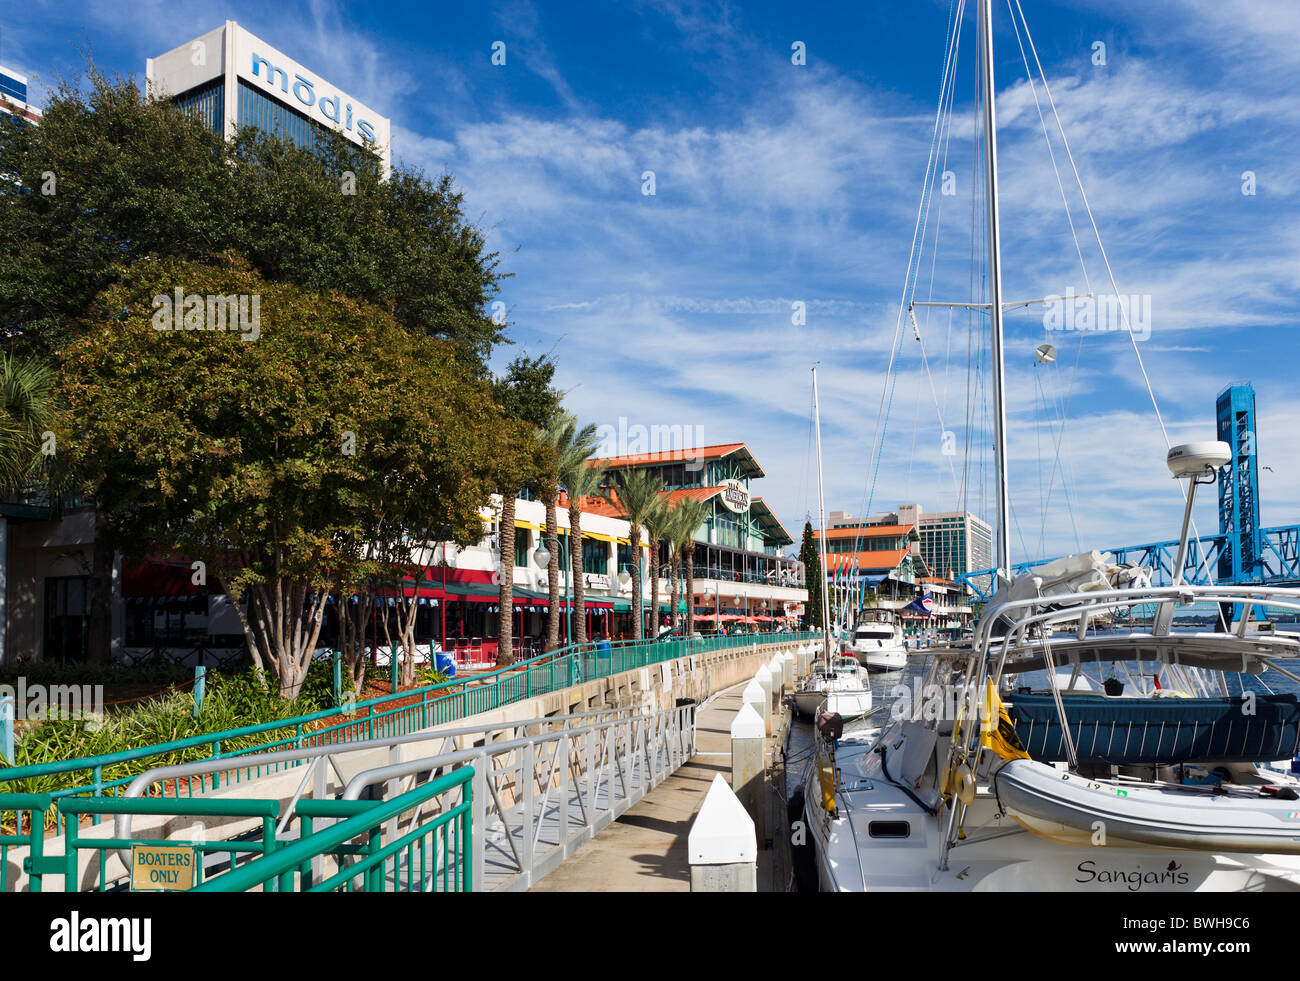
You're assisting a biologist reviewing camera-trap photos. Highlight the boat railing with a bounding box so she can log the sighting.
[973,583,1300,659]
[936,581,1300,872]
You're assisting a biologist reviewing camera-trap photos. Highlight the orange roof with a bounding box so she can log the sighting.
[556,491,624,519]
[817,524,916,539]
[593,442,765,478]
[661,486,724,506]
[592,443,745,468]
[823,549,911,572]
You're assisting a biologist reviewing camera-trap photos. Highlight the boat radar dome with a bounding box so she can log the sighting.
[1166,441,1231,479]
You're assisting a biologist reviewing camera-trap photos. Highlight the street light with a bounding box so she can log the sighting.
[534,535,572,645]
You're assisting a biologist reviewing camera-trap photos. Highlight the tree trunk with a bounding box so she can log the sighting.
[545,495,561,651]
[630,528,643,640]
[649,539,661,638]
[671,551,682,634]
[229,574,329,701]
[569,501,587,645]
[685,546,695,637]
[497,490,518,666]
[87,506,114,664]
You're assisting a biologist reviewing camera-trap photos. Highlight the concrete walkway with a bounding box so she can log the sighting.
[530,682,766,892]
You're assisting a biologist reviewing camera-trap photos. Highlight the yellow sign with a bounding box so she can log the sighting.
[130,844,197,891]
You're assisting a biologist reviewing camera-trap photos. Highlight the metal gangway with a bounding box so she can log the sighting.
[15,702,698,892]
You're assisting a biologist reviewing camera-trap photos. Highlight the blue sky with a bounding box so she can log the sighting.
[6,0,1300,566]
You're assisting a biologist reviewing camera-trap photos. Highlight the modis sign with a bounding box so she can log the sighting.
[130,844,197,891]
[232,26,389,153]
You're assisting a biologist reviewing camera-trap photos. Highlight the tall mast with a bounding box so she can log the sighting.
[979,0,1012,578]
[812,365,833,660]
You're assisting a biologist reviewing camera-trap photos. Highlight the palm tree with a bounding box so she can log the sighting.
[663,504,685,635]
[611,469,664,640]
[0,354,56,492]
[543,414,601,651]
[561,454,608,646]
[642,497,674,639]
[671,498,710,637]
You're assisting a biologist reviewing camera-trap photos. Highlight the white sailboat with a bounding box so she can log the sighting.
[802,0,1300,891]
[791,366,873,722]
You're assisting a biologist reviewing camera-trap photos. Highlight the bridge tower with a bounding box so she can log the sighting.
[1216,383,1262,584]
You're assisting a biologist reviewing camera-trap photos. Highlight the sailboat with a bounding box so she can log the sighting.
[801,0,1300,891]
[792,365,873,722]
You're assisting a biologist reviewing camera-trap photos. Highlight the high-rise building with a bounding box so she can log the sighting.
[0,63,41,124]
[829,504,992,580]
[146,21,390,177]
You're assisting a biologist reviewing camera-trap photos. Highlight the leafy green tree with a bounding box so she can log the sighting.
[0,64,507,368]
[57,257,525,699]
[800,520,824,629]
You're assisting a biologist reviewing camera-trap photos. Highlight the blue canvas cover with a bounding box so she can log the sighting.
[1004,693,1300,765]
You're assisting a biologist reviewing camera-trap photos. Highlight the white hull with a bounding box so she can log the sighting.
[793,688,872,720]
[801,721,1300,892]
[856,646,908,672]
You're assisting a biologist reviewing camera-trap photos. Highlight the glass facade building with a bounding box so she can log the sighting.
[147,21,391,178]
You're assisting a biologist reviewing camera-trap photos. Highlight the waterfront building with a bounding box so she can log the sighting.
[815,515,977,634]
[590,443,807,630]
[146,21,391,177]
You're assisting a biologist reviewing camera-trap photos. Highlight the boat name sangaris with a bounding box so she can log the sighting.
[1076,860,1191,891]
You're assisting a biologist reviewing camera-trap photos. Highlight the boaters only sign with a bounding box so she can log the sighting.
[130,844,197,891]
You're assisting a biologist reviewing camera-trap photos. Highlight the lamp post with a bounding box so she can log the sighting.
[534,535,571,646]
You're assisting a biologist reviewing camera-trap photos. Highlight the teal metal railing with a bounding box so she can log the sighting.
[0,630,814,832]
[23,796,283,892]
[194,765,473,893]
[0,793,53,892]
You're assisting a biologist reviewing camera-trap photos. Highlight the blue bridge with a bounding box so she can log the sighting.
[958,384,1300,603]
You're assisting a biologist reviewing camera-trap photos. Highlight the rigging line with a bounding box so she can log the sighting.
[1005,0,1092,294]
[1033,360,1046,557]
[1006,0,1091,560]
[909,7,966,510]
[911,311,965,503]
[1012,0,1166,445]
[853,0,963,557]
[1014,0,1218,584]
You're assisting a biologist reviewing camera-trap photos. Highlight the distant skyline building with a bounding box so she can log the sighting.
[146,20,390,178]
[828,504,993,580]
[0,62,42,124]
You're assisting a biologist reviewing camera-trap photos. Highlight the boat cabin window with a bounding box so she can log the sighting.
[868,821,911,839]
